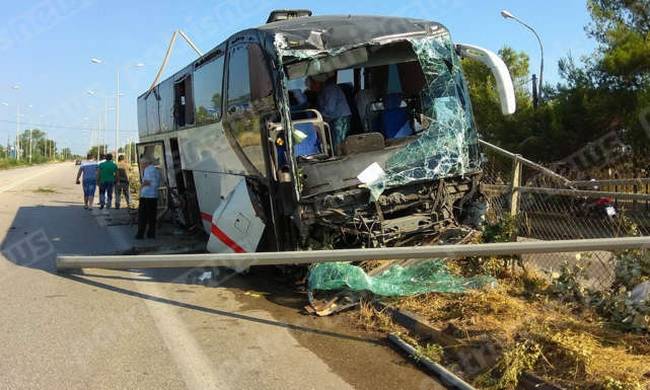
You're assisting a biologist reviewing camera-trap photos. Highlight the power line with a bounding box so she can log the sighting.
[0,118,139,133]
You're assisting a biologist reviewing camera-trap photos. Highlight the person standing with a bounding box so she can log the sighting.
[136,156,161,239]
[75,153,98,209]
[97,153,117,209]
[115,155,131,209]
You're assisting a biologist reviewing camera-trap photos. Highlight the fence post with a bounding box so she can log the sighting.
[510,155,523,218]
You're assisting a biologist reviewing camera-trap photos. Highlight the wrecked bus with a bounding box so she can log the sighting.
[136,11,516,254]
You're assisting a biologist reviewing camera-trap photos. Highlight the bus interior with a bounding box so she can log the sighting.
[273,36,485,247]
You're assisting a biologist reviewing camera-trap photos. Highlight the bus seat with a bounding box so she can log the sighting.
[293,122,321,157]
[382,93,410,139]
[338,82,362,134]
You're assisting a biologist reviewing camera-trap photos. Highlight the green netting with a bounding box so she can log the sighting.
[308,259,496,297]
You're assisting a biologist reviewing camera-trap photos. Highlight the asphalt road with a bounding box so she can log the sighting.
[0,163,442,390]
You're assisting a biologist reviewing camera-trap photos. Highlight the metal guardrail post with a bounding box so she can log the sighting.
[479,139,573,188]
[510,155,522,218]
[56,237,650,271]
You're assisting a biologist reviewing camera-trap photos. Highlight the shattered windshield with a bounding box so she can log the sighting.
[276,32,481,199]
[384,36,481,187]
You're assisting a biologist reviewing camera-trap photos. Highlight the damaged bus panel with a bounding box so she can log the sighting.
[137,12,516,253]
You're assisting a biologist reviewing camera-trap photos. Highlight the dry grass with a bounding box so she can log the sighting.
[356,300,400,334]
[395,280,650,389]
[33,186,57,194]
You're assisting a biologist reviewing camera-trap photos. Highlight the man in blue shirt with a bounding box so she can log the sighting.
[75,153,98,209]
[308,72,352,155]
[135,156,161,239]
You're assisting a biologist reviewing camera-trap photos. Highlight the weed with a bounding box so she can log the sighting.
[415,343,444,363]
[357,300,397,334]
[550,261,589,303]
[33,186,57,194]
[474,340,542,390]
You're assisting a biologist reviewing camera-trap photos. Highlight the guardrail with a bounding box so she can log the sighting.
[481,183,650,202]
[56,237,650,271]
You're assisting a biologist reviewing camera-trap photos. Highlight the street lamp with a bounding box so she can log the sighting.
[87,89,116,159]
[500,9,545,104]
[90,59,144,156]
[27,104,34,163]
[1,102,9,159]
[10,84,21,160]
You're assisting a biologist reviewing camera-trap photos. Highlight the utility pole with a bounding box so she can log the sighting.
[16,104,20,160]
[28,128,33,163]
[501,10,545,102]
[116,68,120,157]
[531,74,538,109]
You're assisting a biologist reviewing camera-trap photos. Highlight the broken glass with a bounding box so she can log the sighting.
[308,260,495,297]
[382,36,480,188]
[275,32,482,200]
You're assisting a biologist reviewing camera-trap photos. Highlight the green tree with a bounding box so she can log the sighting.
[60,147,72,160]
[588,0,650,85]
[464,1,650,165]
[87,144,109,159]
[586,0,650,156]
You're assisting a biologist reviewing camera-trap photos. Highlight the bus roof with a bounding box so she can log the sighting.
[257,15,446,52]
[139,15,447,100]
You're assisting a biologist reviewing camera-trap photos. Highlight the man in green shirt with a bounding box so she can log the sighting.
[97,153,118,209]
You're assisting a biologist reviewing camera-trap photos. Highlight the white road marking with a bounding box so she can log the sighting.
[137,282,225,390]
[0,165,60,194]
[104,224,223,390]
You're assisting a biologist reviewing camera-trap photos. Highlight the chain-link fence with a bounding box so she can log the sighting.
[480,140,650,290]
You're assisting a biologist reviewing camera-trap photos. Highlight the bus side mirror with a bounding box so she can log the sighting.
[456,43,517,115]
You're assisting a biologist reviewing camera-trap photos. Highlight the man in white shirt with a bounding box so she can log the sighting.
[135,156,161,239]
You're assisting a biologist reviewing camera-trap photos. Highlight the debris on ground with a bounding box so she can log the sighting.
[308,259,495,296]
[197,271,213,283]
[305,227,482,316]
[379,280,650,389]
[342,220,650,389]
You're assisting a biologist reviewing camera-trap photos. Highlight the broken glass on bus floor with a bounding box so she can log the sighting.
[308,259,496,297]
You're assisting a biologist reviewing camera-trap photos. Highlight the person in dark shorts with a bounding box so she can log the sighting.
[136,156,161,239]
[115,155,131,209]
[98,153,117,209]
[75,153,99,209]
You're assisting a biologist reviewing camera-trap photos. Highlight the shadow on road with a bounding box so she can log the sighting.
[0,204,129,273]
[1,204,321,317]
[62,272,380,346]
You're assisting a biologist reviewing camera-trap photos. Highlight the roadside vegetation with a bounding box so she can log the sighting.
[0,157,61,170]
[463,0,650,170]
[0,128,73,170]
[356,218,649,389]
[33,186,58,194]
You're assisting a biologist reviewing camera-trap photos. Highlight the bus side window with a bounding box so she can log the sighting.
[225,43,274,176]
[174,75,194,128]
[248,44,273,101]
[193,55,225,125]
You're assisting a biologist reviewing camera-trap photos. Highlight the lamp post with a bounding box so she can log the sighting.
[90,59,144,156]
[500,10,545,104]
[26,104,33,163]
[1,102,9,159]
[11,85,21,159]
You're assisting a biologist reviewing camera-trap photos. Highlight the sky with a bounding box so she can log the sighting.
[0,0,596,154]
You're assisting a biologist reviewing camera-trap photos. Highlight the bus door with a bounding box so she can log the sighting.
[136,141,169,219]
[221,40,283,251]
